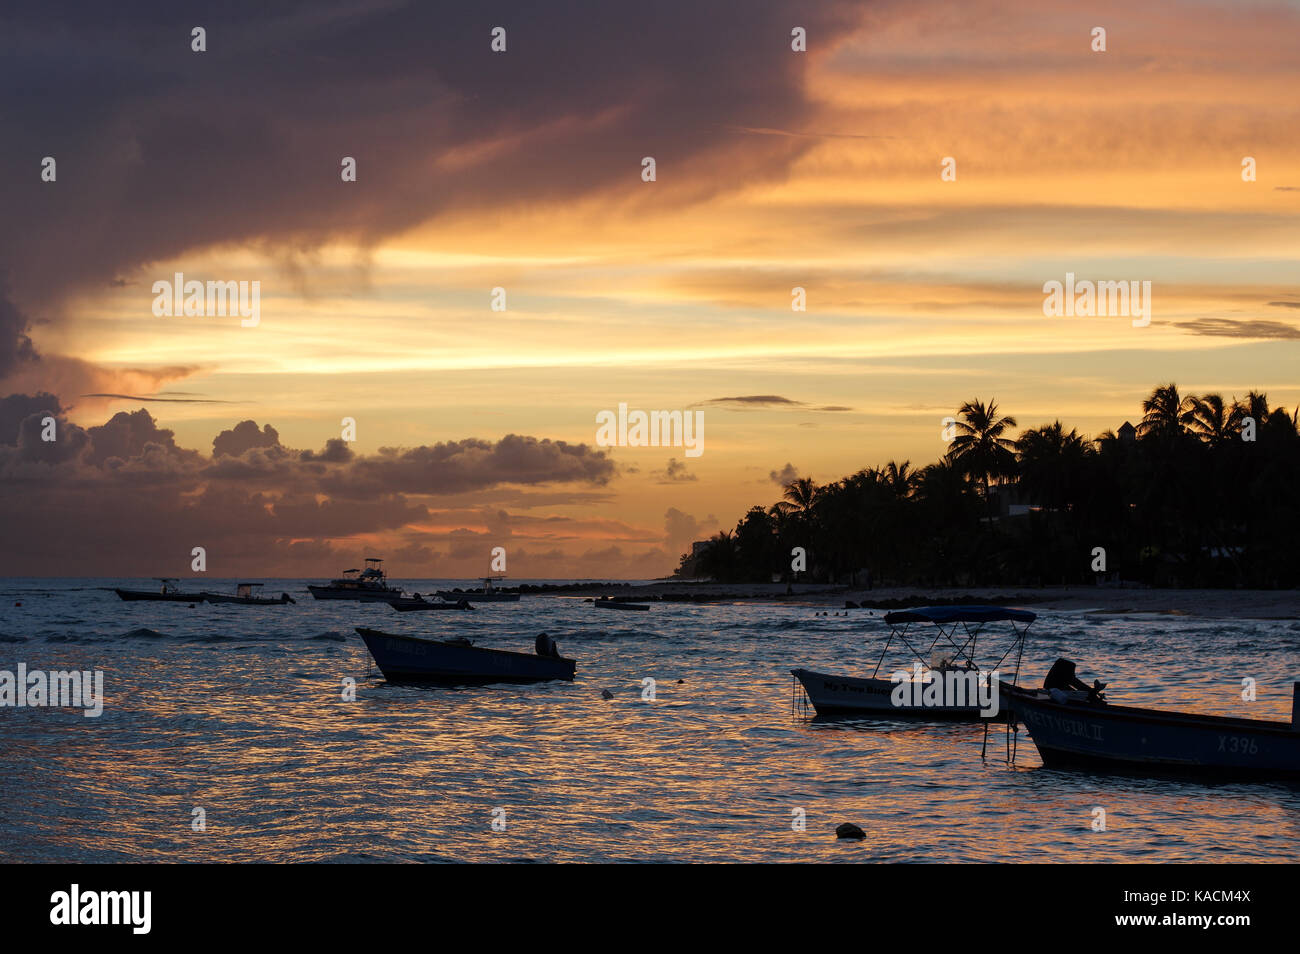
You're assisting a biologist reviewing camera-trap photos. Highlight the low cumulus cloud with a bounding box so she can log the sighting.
[769,462,800,487]
[0,400,618,574]
[664,507,717,554]
[653,458,697,483]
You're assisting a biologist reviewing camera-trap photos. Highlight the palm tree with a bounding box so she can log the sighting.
[946,398,1019,512]
[1137,383,1194,440]
[1227,390,1278,442]
[883,460,918,499]
[1188,393,1231,446]
[1015,421,1092,511]
[782,477,820,519]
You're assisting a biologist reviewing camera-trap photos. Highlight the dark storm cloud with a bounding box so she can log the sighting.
[0,391,61,444]
[0,286,38,376]
[0,0,859,377]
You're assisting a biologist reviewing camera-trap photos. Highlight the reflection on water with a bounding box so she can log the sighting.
[1,579,1298,862]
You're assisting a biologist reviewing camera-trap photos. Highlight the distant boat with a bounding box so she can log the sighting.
[594,598,650,612]
[390,596,474,612]
[356,627,575,684]
[202,583,295,605]
[308,558,404,602]
[435,577,520,603]
[114,579,202,602]
[1009,683,1300,780]
[792,605,1037,720]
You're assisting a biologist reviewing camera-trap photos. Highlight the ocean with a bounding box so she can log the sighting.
[2,578,1298,863]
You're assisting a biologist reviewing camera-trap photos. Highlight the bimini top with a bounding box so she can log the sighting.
[883,605,1036,625]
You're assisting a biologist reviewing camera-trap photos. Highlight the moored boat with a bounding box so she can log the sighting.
[792,605,1036,721]
[308,558,404,602]
[202,583,295,605]
[356,627,575,684]
[594,597,650,611]
[390,596,474,612]
[791,667,1012,720]
[435,577,520,603]
[1009,683,1300,780]
[114,579,202,602]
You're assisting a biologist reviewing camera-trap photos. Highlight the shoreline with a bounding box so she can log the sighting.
[549,581,1300,619]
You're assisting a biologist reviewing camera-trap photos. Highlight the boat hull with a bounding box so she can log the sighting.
[595,600,649,611]
[1009,687,1300,780]
[791,668,1012,721]
[434,591,520,603]
[356,628,575,685]
[202,592,293,605]
[115,588,200,602]
[308,585,403,602]
[390,599,472,612]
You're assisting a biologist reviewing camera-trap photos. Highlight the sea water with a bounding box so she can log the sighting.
[1,578,1298,863]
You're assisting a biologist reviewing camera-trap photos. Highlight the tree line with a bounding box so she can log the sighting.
[674,385,1300,588]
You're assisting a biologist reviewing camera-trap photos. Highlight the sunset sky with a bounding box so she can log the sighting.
[2,0,1298,577]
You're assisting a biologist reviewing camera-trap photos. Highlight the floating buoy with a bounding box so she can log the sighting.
[836,822,866,840]
[601,689,614,700]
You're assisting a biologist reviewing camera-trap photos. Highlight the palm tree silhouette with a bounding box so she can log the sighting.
[883,460,918,499]
[1015,421,1092,511]
[1138,383,1194,439]
[1188,393,1231,446]
[946,398,1018,516]
[1228,390,1270,437]
[782,477,820,519]
[673,383,1300,589]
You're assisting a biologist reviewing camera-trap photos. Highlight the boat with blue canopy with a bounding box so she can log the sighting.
[791,605,1037,720]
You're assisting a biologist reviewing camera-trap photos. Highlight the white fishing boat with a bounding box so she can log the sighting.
[308,558,404,602]
[792,605,1037,721]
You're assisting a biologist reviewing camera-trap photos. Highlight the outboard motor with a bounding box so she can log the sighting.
[535,633,559,658]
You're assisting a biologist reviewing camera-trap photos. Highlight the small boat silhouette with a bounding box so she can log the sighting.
[114,579,203,602]
[202,583,295,605]
[356,627,574,685]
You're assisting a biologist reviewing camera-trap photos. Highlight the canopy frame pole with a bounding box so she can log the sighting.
[940,620,984,669]
[871,627,898,678]
[891,623,932,670]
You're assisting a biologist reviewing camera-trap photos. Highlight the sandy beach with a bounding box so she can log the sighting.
[551,581,1300,619]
